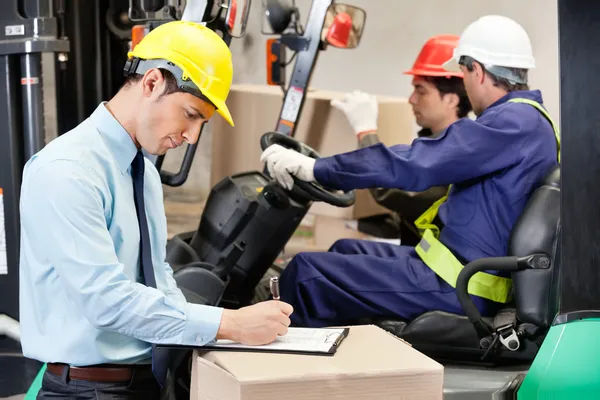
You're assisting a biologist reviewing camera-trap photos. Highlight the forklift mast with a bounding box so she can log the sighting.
[263,0,366,137]
[272,0,334,136]
[0,0,69,324]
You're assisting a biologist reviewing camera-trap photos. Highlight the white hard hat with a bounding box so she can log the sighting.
[443,15,535,73]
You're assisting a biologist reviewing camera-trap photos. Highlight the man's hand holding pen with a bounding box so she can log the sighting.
[215,276,292,345]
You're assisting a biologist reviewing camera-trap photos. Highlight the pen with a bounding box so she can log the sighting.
[270,276,280,300]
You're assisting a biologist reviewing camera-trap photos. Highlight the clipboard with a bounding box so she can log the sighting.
[159,327,350,356]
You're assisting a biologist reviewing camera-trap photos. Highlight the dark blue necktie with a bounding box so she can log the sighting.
[131,151,169,387]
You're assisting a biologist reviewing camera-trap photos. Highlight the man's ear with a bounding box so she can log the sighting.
[473,62,486,85]
[443,92,460,110]
[141,68,164,98]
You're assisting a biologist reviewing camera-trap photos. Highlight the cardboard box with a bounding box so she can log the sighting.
[283,213,374,256]
[190,325,444,400]
[352,189,389,220]
[210,84,415,220]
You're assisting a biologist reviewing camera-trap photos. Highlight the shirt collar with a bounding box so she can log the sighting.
[89,102,138,175]
[484,89,545,114]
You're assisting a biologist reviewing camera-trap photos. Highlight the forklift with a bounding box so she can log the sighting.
[142,1,600,397]
[149,1,600,398]
[1,0,599,399]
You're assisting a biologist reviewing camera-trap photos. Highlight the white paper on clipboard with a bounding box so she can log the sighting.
[210,327,348,354]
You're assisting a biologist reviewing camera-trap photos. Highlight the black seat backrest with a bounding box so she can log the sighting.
[508,165,561,328]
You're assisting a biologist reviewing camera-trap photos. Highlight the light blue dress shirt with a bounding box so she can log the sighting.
[19,103,223,366]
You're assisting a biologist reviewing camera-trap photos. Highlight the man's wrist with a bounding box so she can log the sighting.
[216,309,239,341]
[357,129,377,140]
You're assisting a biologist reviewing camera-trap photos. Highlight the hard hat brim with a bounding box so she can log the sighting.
[403,68,463,78]
[187,66,234,126]
[442,57,461,73]
[215,101,234,127]
[203,93,234,127]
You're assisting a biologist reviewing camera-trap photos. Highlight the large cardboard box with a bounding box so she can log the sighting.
[283,213,375,256]
[190,325,444,400]
[210,84,415,220]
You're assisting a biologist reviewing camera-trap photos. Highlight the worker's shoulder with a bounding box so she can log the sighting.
[36,118,110,162]
[25,119,110,181]
[482,93,553,133]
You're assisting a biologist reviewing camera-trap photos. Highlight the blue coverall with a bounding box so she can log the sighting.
[279,90,559,328]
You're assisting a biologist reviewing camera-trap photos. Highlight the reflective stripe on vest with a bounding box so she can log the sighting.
[414,98,561,304]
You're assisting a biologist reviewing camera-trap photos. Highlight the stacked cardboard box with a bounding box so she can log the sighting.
[190,325,443,400]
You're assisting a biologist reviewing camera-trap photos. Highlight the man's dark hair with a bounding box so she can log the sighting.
[425,75,472,119]
[122,68,184,96]
[460,56,529,92]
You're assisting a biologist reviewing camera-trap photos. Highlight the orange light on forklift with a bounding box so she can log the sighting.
[131,25,146,51]
[266,38,279,86]
[326,12,352,48]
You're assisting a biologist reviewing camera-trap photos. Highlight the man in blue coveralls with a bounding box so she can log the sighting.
[260,15,561,328]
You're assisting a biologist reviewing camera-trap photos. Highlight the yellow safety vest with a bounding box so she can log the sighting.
[414,98,561,303]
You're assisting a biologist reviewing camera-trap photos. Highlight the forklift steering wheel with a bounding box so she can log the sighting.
[260,132,356,208]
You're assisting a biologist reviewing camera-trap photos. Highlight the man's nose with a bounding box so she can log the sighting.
[409,91,418,105]
[182,124,202,145]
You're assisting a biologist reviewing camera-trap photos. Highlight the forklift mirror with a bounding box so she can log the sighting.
[322,4,366,49]
[226,0,252,38]
[141,0,165,12]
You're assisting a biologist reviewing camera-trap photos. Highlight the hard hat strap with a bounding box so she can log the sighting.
[123,57,217,109]
[484,65,528,85]
[459,56,528,85]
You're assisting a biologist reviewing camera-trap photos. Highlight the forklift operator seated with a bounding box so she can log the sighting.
[260,15,560,329]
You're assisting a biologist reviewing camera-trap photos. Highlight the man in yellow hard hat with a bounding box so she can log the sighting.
[19,21,293,399]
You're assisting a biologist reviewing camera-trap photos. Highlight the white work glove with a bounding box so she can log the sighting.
[331,90,379,136]
[260,144,316,190]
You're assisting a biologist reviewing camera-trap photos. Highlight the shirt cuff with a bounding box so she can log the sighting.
[181,303,224,346]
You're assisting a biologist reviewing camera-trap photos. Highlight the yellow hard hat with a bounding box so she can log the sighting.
[127,21,234,126]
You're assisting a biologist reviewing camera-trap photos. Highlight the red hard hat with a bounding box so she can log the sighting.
[326,12,352,48]
[404,34,463,78]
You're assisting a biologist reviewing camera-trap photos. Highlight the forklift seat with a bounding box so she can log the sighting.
[360,165,561,365]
